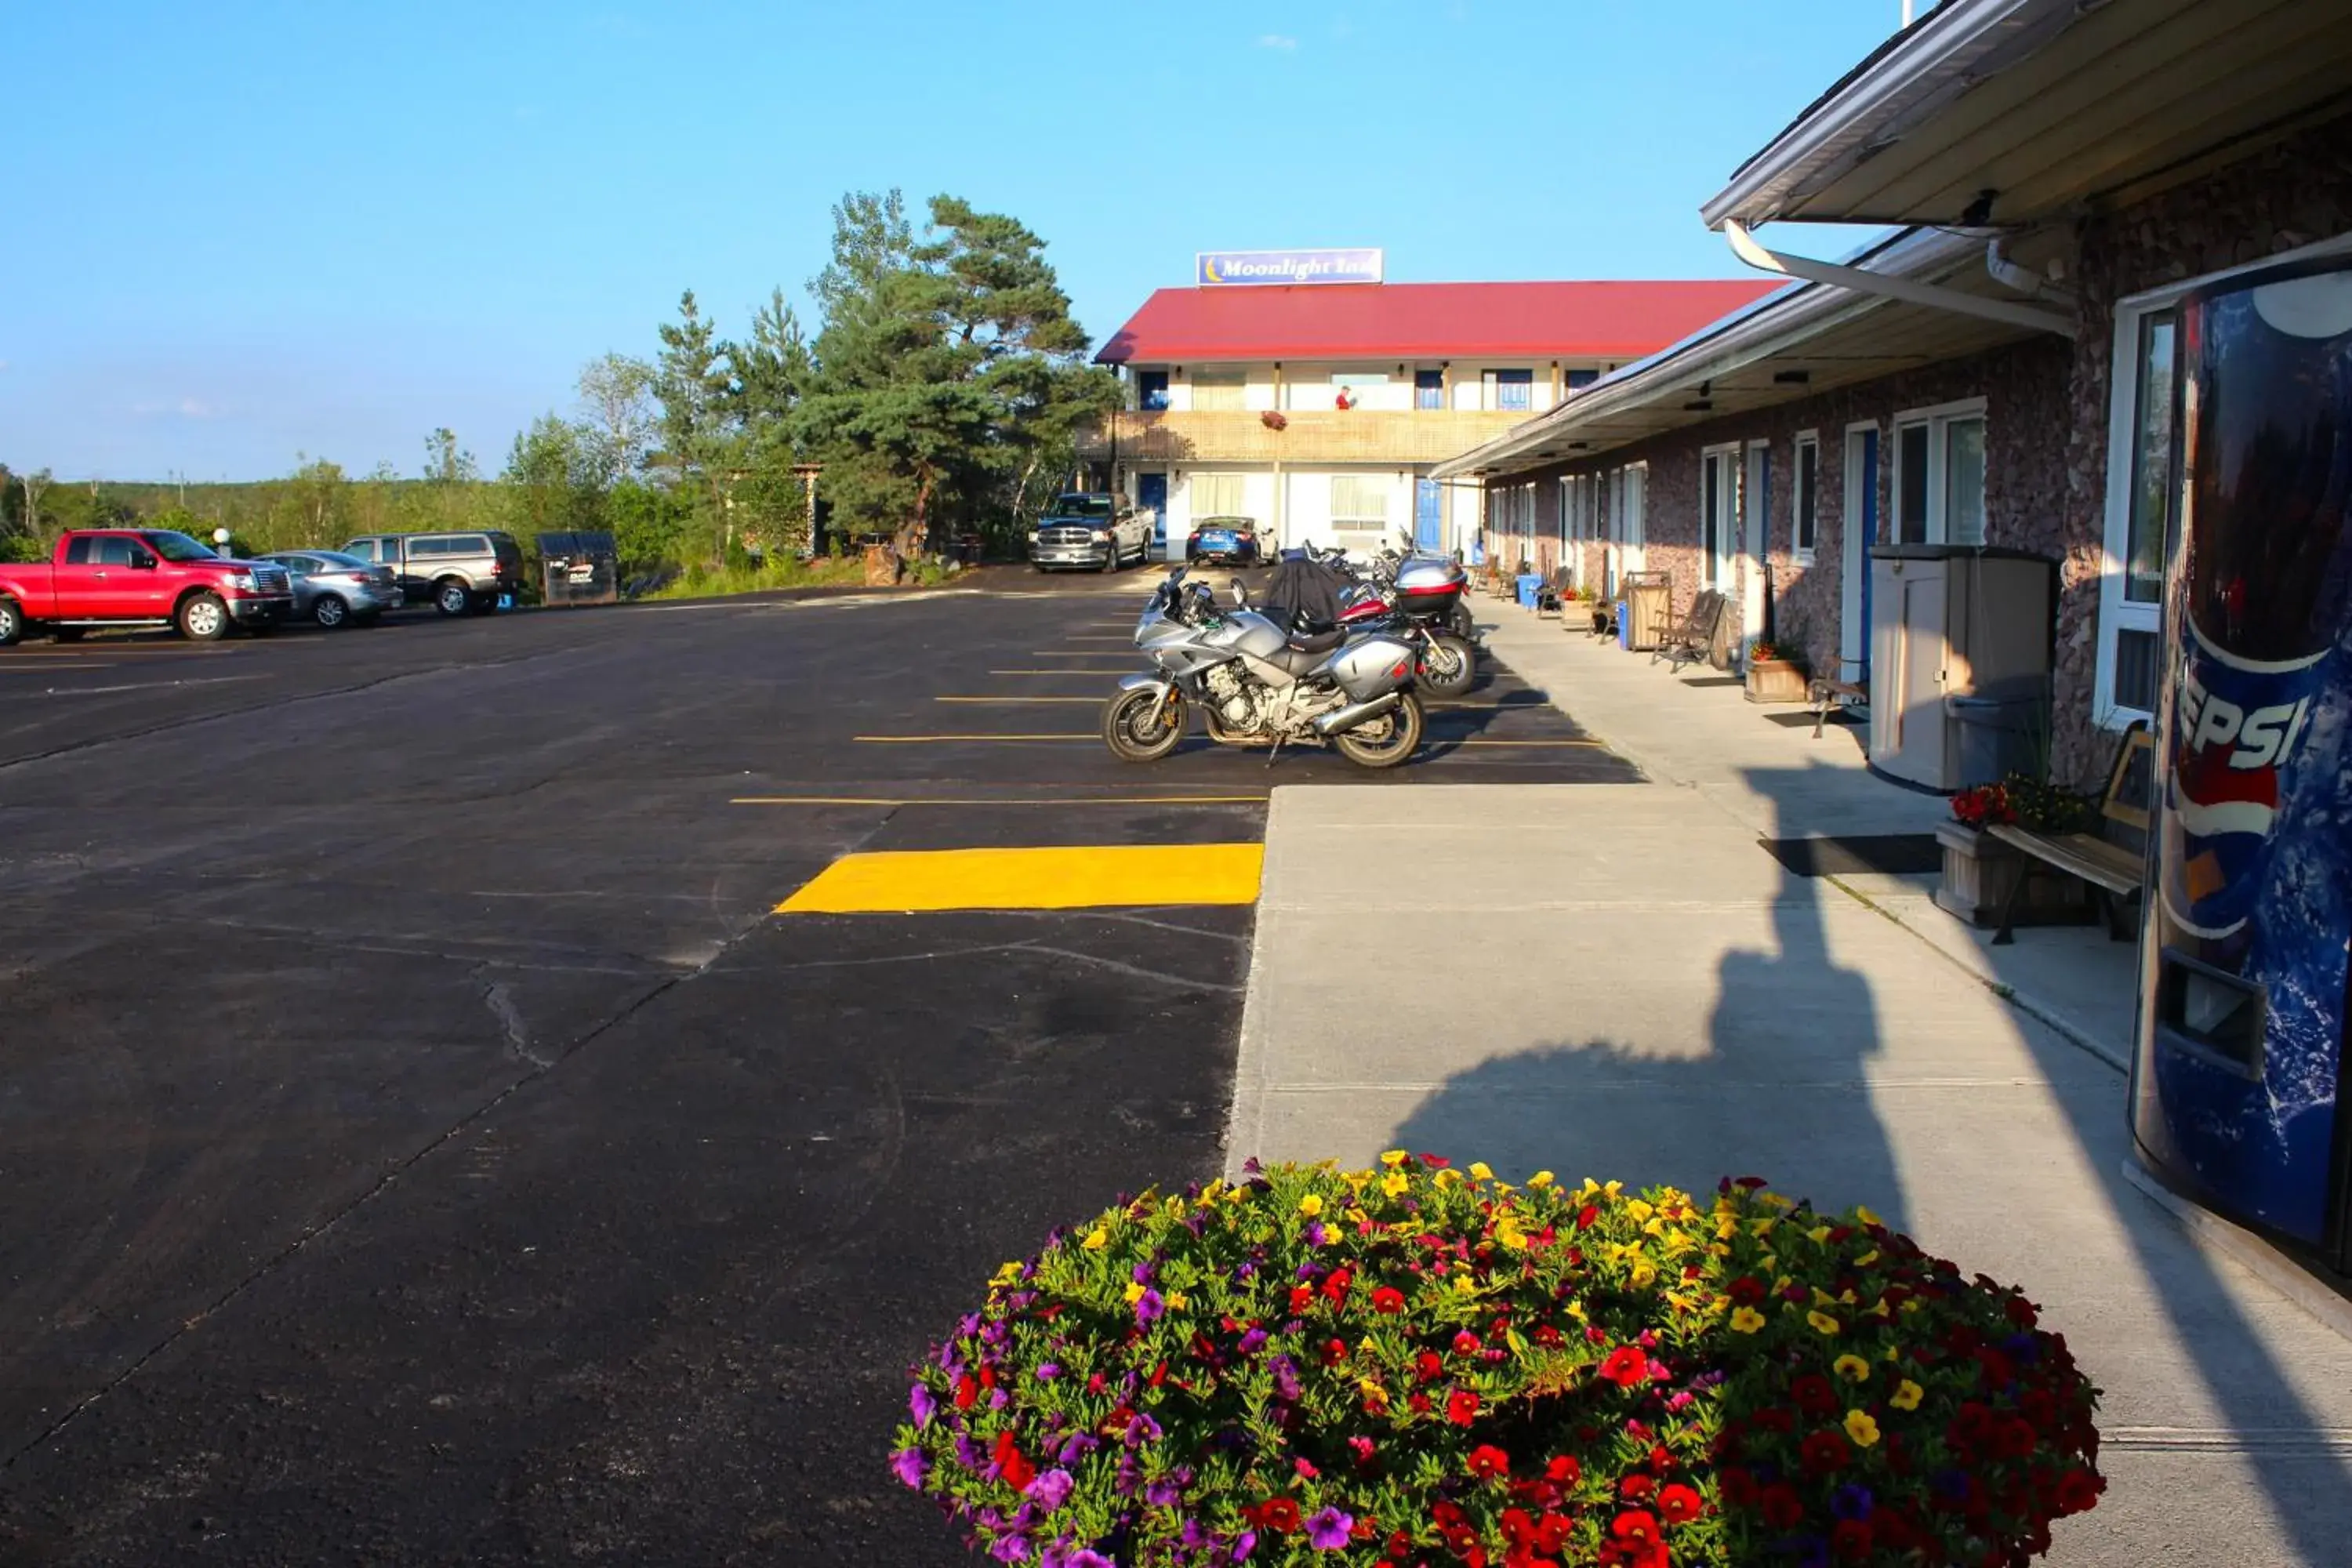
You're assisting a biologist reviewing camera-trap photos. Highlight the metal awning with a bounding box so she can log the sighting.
[1704,0,2352,230]
[1432,227,2049,481]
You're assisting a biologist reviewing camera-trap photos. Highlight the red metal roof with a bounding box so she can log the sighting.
[1094,280,1784,365]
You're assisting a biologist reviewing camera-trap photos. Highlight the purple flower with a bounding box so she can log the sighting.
[1055,1432,1099,1465]
[955,1434,985,1471]
[958,1313,983,1340]
[1025,1468,1075,1513]
[1243,1156,1264,1174]
[1069,1553,1112,1568]
[891,1448,927,1490]
[989,1534,1033,1564]
[1145,1476,1183,1507]
[1271,1356,1301,1402]
[1237,1327,1269,1356]
[909,1384,937,1427]
[1132,1261,1156,1284]
[1305,1508,1353,1551]
[989,1388,1010,1410]
[1035,1362,1062,1383]
[1231,1530,1258,1562]
[1134,1289,1165,1324]
[1831,1483,1874,1521]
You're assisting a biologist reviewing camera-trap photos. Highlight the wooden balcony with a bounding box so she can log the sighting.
[1076,408,1532,466]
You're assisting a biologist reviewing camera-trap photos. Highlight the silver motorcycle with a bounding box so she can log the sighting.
[1100,568,1425,770]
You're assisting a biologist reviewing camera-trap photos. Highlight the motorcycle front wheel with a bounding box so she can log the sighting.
[1332,691,1424,770]
[1417,633,1476,698]
[1102,687,1185,762]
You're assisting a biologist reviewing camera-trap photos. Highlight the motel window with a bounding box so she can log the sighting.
[1331,372,1388,410]
[1566,369,1600,391]
[1414,370,1443,410]
[1701,449,1738,589]
[1138,371,1170,411]
[1792,433,1819,561]
[1191,370,1246,412]
[1189,472,1247,518]
[1486,368,1534,412]
[1891,401,1987,547]
[1330,475,1391,540]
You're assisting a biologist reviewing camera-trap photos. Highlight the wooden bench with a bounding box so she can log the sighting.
[1806,676,1867,739]
[1534,568,1573,619]
[1986,721,2154,946]
[1652,589,1726,671]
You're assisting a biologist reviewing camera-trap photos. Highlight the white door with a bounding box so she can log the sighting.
[1839,426,1875,683]
[1741,441,1769,655]
[1620,464,1646,576]
[1701,452,1737,601]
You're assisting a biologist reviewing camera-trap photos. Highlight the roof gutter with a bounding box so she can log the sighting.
[1699,0,2070,230]
[1722,220,2077,337]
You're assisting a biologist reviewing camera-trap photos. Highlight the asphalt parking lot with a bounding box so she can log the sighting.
[0,570,1637,1563]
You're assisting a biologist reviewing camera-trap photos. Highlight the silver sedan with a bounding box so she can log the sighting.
[256,550,405,628]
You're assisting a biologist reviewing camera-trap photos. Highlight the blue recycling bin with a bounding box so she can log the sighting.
[1616,601,1631,649]
[1515,573,1542,609]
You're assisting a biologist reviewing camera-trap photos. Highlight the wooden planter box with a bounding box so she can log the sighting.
[1744,657,1810,704]
[1934,821,2090,927]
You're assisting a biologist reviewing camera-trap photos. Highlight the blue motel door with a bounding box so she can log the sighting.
[1136,473,1169,556]
[1415,478,1442,553]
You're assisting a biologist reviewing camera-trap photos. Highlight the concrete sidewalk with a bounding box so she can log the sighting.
[1226,629,2352,1563]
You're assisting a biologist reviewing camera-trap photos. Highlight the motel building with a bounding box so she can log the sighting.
[1438,0,2352,793]
[1079,250,1775,562]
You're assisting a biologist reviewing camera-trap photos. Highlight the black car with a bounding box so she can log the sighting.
[1185,516,1262,566]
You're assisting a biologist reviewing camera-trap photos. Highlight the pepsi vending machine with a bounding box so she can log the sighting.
[2132,255,2352,1275]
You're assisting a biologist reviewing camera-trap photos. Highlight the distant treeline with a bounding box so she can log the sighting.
[2,188,1114,576]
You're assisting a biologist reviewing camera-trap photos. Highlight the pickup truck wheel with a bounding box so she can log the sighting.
[313,593,350,629]
[177,593,230,642]
[0,599,22,647]
[434,579,473,617]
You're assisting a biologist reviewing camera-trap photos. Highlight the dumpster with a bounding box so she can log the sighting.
[535,532,619,607]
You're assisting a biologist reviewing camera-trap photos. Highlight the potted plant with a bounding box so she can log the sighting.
[894,1156,2104,1566]
[1743,640,1809,704]
[1933,776,2096,927]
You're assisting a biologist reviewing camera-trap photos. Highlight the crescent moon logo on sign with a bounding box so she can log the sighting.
[1203,258,1224,284]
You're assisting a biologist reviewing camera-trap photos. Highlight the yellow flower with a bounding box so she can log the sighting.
[1379,1149,1408,1167]
[1807,1310,1842,1337]
[1900,1298,1922,1316]
[1468,1161,1494,1182]
[1855,1204,1883,1227]
[1854,1249,1881,1268]
[1891,1379,1924,1411]
[1716,1217,1740,1241]
[1833,1355,1871,1383]
[1081,1228,1109,1252]
[1224,1185,1250,1205]
[1345,1207,1370,1225]
[1528,1171,1555,1188]
[1844,1410,1882,1447]
[1166,1291,1189,1310]
[1453,1274,1478,1295]
[1629,1261,1658,1288]
[1381,1171,1410,1198]
[1298,1193,1324,1218]
[1435,1169,1463,1190]
[992,1262,1022,1287]
[1730,1307,1766,1334]
[1807,1225,1834,1245]
[1123,1282,1146,1304]
[1624,1199,1655,1223]
[1751,1218,1778,1237]
[1602,1180,1624,1199]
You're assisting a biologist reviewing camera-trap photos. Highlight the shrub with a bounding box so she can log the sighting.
[893,1157,2102,1567]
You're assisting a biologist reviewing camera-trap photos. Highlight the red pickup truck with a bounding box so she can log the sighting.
[0,529,295,645]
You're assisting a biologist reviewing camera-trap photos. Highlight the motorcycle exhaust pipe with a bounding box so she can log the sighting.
[1312,691,1401,736]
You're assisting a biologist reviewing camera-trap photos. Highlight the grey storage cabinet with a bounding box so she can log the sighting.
[1867,546,2054,791]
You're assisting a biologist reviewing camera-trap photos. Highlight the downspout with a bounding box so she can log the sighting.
[1985,237,2078,305]
[1722,220,2077,338]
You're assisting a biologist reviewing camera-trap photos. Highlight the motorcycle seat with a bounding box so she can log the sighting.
[1286,628,1345,655]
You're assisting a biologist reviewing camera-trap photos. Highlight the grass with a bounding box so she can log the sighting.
[641,555,876,601]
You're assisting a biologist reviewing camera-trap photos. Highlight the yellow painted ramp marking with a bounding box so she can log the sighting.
[777,844,1263,913]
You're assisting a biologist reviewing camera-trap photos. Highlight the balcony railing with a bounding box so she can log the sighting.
[1077,408,1532,466]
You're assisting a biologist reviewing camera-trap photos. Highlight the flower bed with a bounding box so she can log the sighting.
[894,1156,2103,1566]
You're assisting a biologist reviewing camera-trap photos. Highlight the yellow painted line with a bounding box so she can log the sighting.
[732,794,1268,806]
[776,843,1263,913]
[935,695,1098,703]
[855,733,1096,742]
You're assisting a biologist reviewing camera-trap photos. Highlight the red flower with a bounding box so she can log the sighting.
[1759,1484,1805,1530]
[1831,1519,1875,1559]
[1599,1347,1649,1389]
[2056,1468,2106,1515]
[1657,1483,1703,1524]
[1259,1497,1301,1533]
[1620,1473,1654,1501]
[1289,1285,1314,1315]
[953,1376,978,1410]
[1610,1511,1661,1551]
[1791,1373,1838,1414]
[1454,1330,1483,1356]
[1717,1468,1759,1507]
[1372,1287,1406,1315]
[1447,1388,1482,1425]
[1468,1444,1511,1479]
[1532,1323,1563,1347]
[1576,1204,1600,1231]
[1536,1514,1571,1555]
[1321,1338,1349,1366]
[1544,1455,1581,1486]
[1416,1351,1445,1382]
[1751,1407,1795,1434]
[1432,1500,1467,1529]
[1648,1445,1673,1472]
[1323,1267,1355,1302]
[1729,1276,1768,1307]
[1994,1417,2038,1460]
[992,1432,1036,1492]
[1419,1154,1451,1169]
[1801,1429,1852,1474]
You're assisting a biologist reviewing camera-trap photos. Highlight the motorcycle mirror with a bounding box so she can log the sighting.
[1229,579,1246,607]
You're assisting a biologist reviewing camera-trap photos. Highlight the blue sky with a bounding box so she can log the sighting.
[2,2,1901,481]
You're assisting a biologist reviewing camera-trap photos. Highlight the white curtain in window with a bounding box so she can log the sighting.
[1190,473,1247,517]
[1944,417,1986,546]
[1191,372,1245,412]
[1331,475,1390,533]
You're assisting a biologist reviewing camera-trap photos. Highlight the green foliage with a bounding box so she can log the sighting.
[642,553,868,601]
[894,1160,2105,1568]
